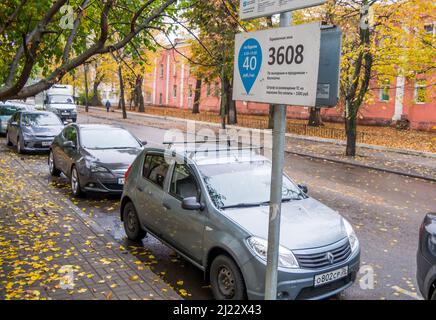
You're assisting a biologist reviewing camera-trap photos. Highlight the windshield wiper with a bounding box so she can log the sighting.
[221,201,270,210]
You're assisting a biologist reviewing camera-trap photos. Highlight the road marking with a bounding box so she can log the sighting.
[391,286,423,300]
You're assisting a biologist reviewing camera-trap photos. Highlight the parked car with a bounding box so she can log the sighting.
[48,124,144,196]
[6,110,64,153]
[120,143,360,300]
[417,212,436,300]
[0,101,34,135]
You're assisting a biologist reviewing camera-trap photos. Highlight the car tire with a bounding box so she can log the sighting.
[431,288,436,300]
[6,132,12,146]
[48,150,61,177]
[70,166,83,197]
[210,254,246,300]
[16,136,24,154]
[123,202,146,242]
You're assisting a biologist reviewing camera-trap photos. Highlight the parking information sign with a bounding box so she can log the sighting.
[233,23,321,107]
[240,0,326,20]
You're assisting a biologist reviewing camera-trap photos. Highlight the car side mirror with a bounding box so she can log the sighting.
[63,141,75,149]
[298,184,308,194]
[181,197,204,211]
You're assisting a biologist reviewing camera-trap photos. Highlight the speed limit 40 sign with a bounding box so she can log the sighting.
[233,23,321,106]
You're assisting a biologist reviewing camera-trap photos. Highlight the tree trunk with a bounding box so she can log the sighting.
[226,78,237,124]
[90,80,102,106]
[118,65,127,119]
[192,78,202,114]
[220,73,226,129]
[268,105,274,129]
[308,107,323,127]
[136,76,145,113]
[84,64,89,112]
[345,101,357,157]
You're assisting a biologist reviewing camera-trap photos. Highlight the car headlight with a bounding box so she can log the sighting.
[343,219,359,253]
[246,236,299,269]
[90,164,110,173]
[22,131,34,139]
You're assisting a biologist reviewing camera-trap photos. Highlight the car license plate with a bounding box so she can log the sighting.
[61,112,69,116]
[42,141,51,147]
[314,266,348,287]
[118,178,125,185]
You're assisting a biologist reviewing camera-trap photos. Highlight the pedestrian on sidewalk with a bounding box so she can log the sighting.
[105,100,111,112]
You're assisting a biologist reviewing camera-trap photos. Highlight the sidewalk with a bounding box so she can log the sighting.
[80,106,436,182]
[0,145,180,300]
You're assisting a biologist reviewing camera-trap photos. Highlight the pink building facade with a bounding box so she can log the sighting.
[143,43,436,131]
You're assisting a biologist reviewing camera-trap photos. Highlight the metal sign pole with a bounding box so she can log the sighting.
[264,11,292,300]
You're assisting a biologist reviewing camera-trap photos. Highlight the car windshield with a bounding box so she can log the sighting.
[49,95,74,104]
[198,160,306,210]
[0,106,21,116]
[22,113,62,126]
[80,129,141,149]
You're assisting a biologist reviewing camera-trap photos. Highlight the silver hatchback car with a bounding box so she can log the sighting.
[120,143,360,300]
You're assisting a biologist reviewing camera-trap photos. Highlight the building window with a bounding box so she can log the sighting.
[173,65,177,77]
[415,80,427,103]
[159,93,163,105]
[173,85,177,98]
[379,80,390,102]
[424,24,434,35]
[159,64,164,78]
[146,91,152,103]
[188,85,193,98]
[206,83,211,97]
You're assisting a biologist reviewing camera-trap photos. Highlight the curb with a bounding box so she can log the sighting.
[79,106,436,182]
[286,151,436,183]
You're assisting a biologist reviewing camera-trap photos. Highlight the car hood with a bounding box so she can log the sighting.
[222,198,347,250]
[0,115,12,122]
[83,148,141,170]
[23,125,63,137]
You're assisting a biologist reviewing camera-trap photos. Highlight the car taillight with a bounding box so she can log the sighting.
[124,165,132,180]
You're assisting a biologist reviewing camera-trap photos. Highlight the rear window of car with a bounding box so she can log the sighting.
[143,155,169,189]
[0,105,21,116]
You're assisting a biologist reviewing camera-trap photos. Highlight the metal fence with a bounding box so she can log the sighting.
[142,107,369,143]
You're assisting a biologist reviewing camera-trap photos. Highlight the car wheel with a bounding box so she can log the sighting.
[6,132,12,146]
[431,288,436,300]
[70,166,83,197]
[48,151,61,177]
[16,136,24,154]
[210,254,246,300]
[123,202,146,242]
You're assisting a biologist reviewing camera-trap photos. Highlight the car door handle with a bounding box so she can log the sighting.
[136,186,144,192]
[163,203,171,210]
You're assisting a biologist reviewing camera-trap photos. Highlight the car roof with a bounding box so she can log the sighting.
[20,110,53,115]
[75,124,125,130]
[0,101,35,110]
[145,143,268,166]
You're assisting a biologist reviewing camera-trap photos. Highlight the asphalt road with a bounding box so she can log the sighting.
[3,111,435,300]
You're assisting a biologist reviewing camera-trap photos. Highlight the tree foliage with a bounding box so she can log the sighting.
[0,0,178,100]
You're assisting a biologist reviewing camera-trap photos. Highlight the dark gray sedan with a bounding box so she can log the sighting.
[417,213,436,300]
[6,111,64,153]
[48,124,144,196]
